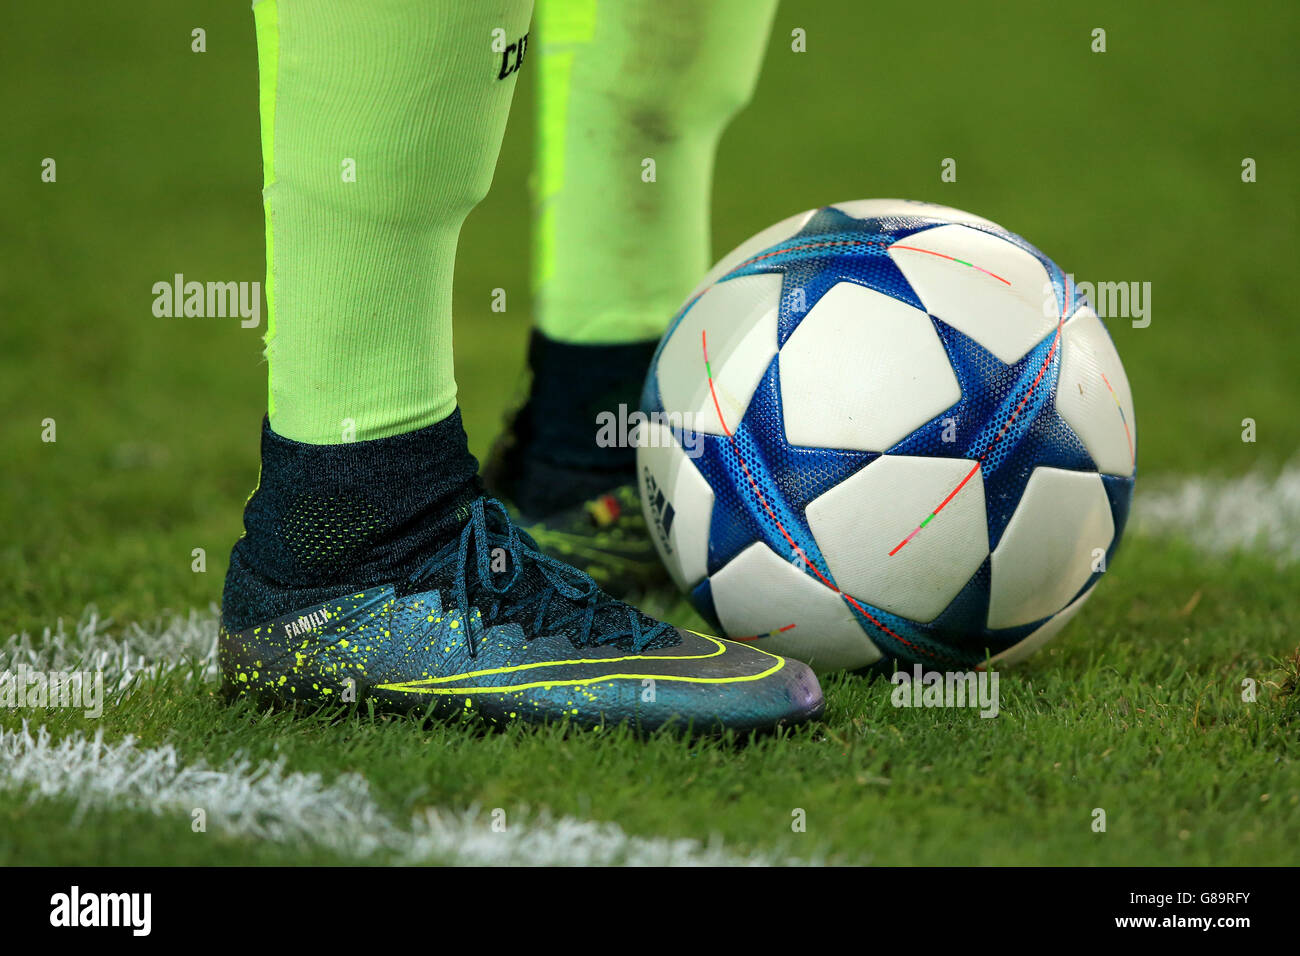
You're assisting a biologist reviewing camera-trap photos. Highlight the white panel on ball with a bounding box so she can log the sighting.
[888,224,1058,364]
[709,541,882,672]
[1055,306,1137,477]
[806,454,988,623]
[656,272,781,436]
[988,467,1115,629]
[780,281,960,452]
[684,208,819,301]
[685,201,1004,304]
[635,422,714,592]
[988,590,1094,666]
[830,199,1003,229]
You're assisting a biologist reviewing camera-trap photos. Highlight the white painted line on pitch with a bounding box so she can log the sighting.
[1,612,805,867]
[0,605,219,691]
[1131,461,1300,565]
[0,722,793,866]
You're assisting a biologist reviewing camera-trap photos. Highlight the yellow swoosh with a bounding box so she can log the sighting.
[376,632,788,695]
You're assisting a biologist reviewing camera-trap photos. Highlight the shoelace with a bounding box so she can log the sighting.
[407,497,674,657]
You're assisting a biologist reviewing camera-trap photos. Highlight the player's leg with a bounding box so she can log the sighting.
[486,0,778,592]
[227,0,526,626]
[221,0,821,731]
[532,0,778,349]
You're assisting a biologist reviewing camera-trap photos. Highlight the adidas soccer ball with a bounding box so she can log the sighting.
[637,199,1136,672]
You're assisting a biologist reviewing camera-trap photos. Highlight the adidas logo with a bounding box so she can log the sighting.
[642,468,675,552]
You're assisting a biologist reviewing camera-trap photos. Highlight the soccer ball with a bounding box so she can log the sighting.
[637,199,1136,672]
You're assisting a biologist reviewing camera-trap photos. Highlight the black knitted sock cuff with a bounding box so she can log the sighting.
[517,329,660,472]
[222,410,480,631]
[496,331,659,515]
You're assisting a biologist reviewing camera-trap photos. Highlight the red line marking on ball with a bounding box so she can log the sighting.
[1099,371,1135,466]
[677,234,1010,334]
[888,244,1012,285]
[702,330,937,659]
[687,234,1038,657]
[888,275,1071,556]
[731,622,798,643]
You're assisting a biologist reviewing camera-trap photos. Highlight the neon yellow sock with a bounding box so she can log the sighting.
[255,0,534,444]
[531,0,777,345]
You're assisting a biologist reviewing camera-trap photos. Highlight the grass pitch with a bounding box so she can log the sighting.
[1,0,1297,865]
